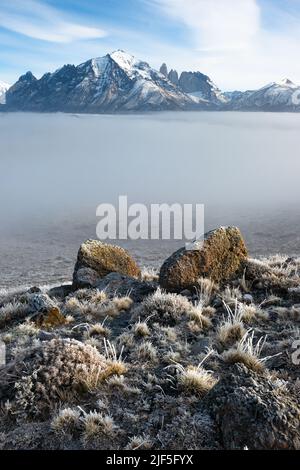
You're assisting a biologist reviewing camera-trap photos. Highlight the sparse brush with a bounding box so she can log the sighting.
[126,434,152,450]
[102,338,127,378]
[51,407,81,436]
[160,326,178,342]
[141,266,159,282]
[196,277,218,306]
[202,306,216,317]
[188,305,212,329]
[12,320,40,337]
[112,296,133,311]
[136,341,158,363]
[117,331,135,349]
[12,338,127,416]
[0,300,29,328]
[81,411,119,445]
[170,350,217,397]
[239,303,268,322]
[238,268,250,292]
[64,291,131,319]
[64,297,82,314]
[133,288,196,326]
[90,290,107,304]
[85,320,111,338]
[222,329,276,372]
[133,320,150,337]
[272,306,300,321]
[220,287,242,307]
[261,295,282,307]
[217,302,246,347]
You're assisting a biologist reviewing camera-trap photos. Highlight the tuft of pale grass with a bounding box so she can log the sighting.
[239,303,268,322]
[136,341,158,363]
[64,292,132,319]
[188,305,212,329]
[0,300,29,328]
[133,288,209,327]
[220,287,242,307]
[217,302,246,347]
[141,266,159,282]
[126,434,152,450]
[133,320,150,337]
[81,411,119,444]
[170,350,217,397]
[113,296,133,311]
[196,277,218,306]
[51,407,81,435]
[85,320,111,338]
[102,338,127,378]
[222,329,278,372]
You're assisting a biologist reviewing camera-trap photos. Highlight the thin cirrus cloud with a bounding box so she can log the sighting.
[0,0,107,43]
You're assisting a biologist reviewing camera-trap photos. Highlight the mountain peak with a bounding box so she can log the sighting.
[109,50,137,70]
[277,78,296,87]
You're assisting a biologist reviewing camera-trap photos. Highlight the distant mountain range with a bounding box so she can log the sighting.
[2,50,300,113]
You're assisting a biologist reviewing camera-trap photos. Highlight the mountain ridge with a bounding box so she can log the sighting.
[4,51,300,113]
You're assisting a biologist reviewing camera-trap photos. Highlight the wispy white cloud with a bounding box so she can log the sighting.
[147,0,300,90]
[150,0,260,52]
[0,0,107,43]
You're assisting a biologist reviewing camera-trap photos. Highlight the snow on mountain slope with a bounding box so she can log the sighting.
[6,50,198,112]
[227,78,300,111]
[0,81,10,104]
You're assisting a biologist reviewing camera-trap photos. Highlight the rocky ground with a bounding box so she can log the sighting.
[0,227,299,450]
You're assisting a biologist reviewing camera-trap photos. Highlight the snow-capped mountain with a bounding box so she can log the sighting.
[6,50,199,112]
[179,71,227,105]
[5,52,300,113]
[0,81,10,104]
[226,78,300,111]
[162,64,226,105]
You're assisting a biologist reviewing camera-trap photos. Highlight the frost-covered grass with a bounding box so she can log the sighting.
[0,253,299,450]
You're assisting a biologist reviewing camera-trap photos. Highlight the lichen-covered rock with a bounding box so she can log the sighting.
[73,240,140,289]
[159,227,247,291]
[26,293,65,327]
[27,293,57,314]
[205,364,300,450]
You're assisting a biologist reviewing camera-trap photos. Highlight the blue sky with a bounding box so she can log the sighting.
[1,0,300,90]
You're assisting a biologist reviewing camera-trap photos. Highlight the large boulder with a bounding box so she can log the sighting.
[205,364,300,450]
[73,240,140,289]
[159,227,247,291]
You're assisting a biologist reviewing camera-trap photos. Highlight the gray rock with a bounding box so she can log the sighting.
[168,69,179,86]
[26,293,58,314]
[180,289,192,298]
[159,63,168,77]
[37,331,56,341]
[243,294,253,304]
[73,266,100,290]
[205,364,300,449]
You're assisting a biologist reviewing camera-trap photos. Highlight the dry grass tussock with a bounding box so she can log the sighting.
[222,329,279,372]
[64,291,133,319]
[12,338,126,417]
[168,350,218,397]
[140,266,159,282]
[217,302,246,347]
[132,288,211,330]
